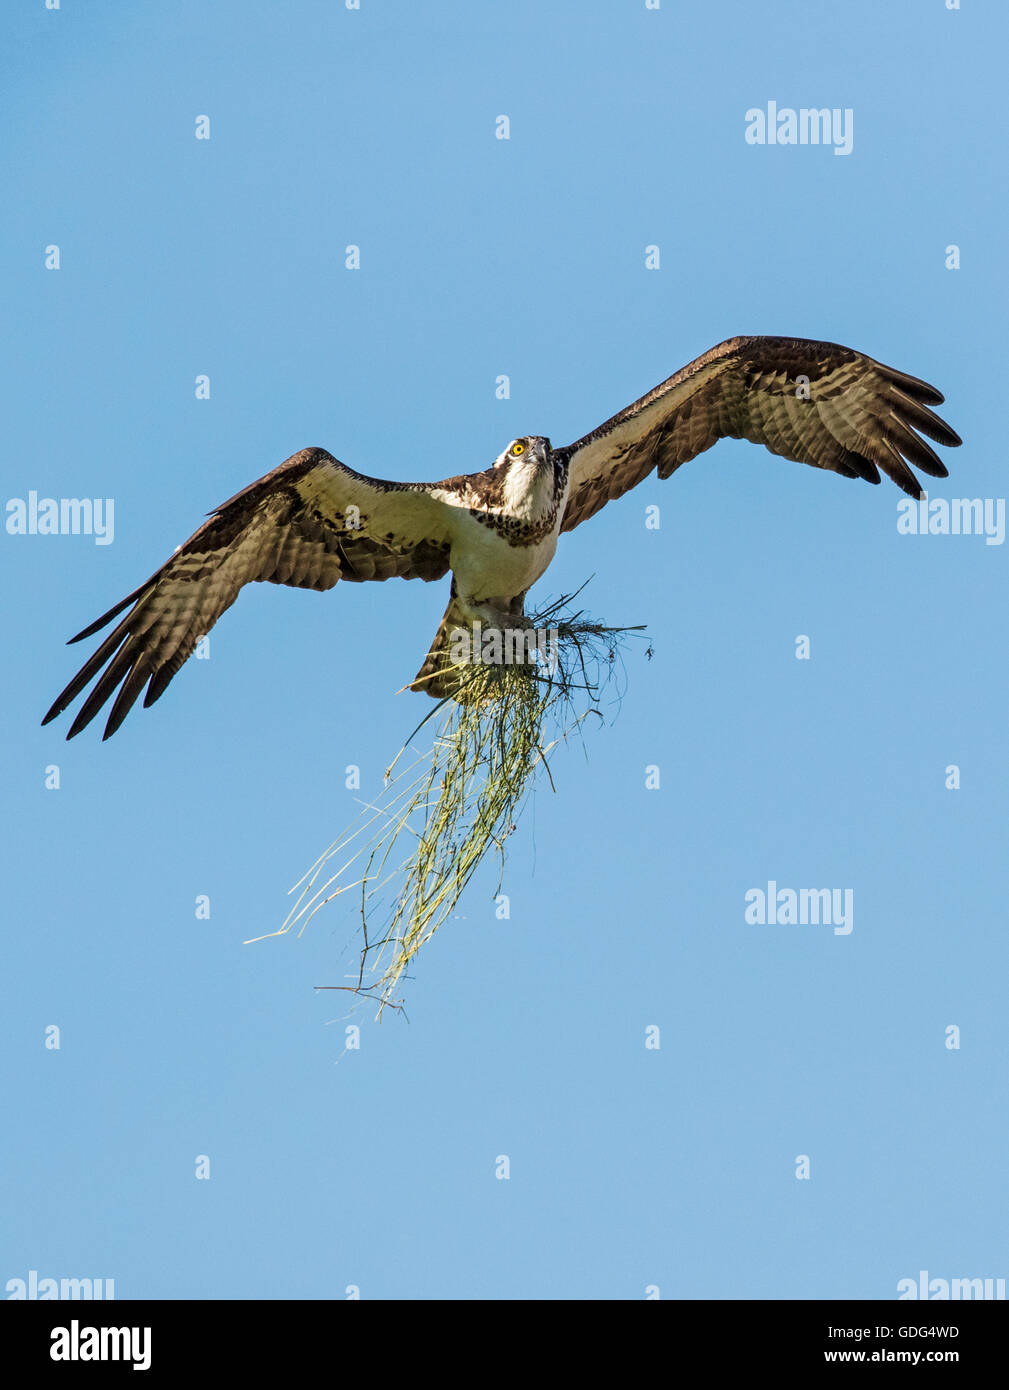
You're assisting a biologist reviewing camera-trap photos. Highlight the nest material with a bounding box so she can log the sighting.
[248,588,646,1015]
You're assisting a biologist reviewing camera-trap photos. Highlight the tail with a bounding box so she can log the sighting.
[409,585,473,700]
[409,586,532,700]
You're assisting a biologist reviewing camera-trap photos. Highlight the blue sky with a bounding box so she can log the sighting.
[3,0,1006,1300]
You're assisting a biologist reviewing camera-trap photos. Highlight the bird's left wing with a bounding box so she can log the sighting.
[556,336,962,532]
[42,447,455,740]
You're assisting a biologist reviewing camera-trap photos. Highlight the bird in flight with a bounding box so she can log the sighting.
[43,336,961,740]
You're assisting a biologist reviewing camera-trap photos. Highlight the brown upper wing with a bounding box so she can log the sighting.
[556,336,962,532]
[43,447,454,740]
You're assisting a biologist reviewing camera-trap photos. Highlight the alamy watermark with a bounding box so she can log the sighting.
[6,1270,115,1299]
[897,493,1004,546]
[744,102,853,156]
[897,1270,1006,1300]
[449,621,559,671]
[5,491,114,545]
[745,882,853,936]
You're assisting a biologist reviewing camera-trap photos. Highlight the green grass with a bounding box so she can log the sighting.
[248,588,647,1015]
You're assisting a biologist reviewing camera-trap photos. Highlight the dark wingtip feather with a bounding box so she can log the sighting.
[891,469,925,500]
[65,707,95,740]
[143,663,178,709]
[886,418,954,479]
[877,363,947,406]
[101,718,123,742]
[68,582,148,644]
[841,450,882,485]
[885,385,963,451]
[916,415,962,449]
[906,383,945,406]
[101,665,153,740]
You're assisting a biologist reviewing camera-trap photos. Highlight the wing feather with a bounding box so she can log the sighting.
[44,447,455,739]
[557,337,962,531]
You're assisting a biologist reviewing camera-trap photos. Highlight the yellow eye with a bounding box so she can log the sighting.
[510,441,525,456]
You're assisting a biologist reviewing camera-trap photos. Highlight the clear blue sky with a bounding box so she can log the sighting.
[3,0,1005,1300]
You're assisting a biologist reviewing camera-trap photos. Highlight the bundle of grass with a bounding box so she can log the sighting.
[248,587,646,1015]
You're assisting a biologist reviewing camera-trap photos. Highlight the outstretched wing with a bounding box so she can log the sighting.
[43,447,454,740]
[556,336,962,532]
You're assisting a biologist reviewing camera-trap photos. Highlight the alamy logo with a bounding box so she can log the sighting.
[6,1270,114,1299]
[745,882,853,936]
[449,622,559,670]
[50,1320,151,1372]
[897,493,1005,546]
[744,101,853,156]
[5,491,115,545]
[897,1270,1006,1300]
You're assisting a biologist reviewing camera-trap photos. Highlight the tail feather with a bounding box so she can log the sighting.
[410,587,535,700]
[409,589,472,699]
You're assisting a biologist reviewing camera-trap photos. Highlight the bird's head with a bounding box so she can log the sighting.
[492,436,558,518]
[493,436,553,472]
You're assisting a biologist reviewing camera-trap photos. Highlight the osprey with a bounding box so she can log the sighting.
[43,336,961,740]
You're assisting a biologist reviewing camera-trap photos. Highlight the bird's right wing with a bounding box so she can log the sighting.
[42,447,455,740]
